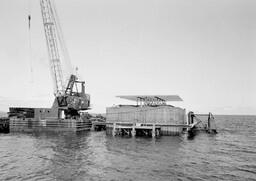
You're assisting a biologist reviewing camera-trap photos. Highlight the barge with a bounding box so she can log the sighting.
[8,75,91,133]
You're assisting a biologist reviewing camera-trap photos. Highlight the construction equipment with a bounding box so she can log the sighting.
[40,0,90,117]
[8,0,91,132]
[187,112,217,135]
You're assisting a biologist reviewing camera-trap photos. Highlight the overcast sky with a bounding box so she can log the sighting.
[0,0,255,114]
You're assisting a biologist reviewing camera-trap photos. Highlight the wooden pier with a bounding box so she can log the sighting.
[105,118,216,138]
[106,122,190,137]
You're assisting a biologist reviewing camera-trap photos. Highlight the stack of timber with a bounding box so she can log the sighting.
[106,105,186,136]
[9,107,91,133]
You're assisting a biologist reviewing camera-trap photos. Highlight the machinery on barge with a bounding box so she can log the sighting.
[8,0,91,132]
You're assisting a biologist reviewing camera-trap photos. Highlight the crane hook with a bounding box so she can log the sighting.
[28,15,31,29]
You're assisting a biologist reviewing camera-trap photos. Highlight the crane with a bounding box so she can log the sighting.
[40,0,90,116]
[7,0,91,132]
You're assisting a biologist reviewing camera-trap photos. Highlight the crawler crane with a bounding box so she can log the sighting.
[8,0,91,132]
[40,0,90,116]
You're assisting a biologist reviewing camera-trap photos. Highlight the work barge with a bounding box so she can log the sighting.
[8,107,91,133]
[8,75,91,133]
[5,0,91,133]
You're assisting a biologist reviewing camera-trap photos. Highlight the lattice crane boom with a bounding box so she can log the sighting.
[40,0,64,96]
[39,0,90,111]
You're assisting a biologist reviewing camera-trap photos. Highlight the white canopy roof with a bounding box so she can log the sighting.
[116,95,183,102]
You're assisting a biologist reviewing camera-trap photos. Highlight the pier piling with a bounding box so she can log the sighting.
[132,123,136,137]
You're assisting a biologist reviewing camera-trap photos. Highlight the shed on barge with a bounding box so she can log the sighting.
[106,95,186,136]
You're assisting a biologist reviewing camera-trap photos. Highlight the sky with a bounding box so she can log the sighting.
[0,0,256,115]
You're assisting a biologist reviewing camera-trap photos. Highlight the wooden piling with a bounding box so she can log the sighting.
[132,123,136,137]
[105,122,190,137]
[112,122,116,136]
[152,124,156,138]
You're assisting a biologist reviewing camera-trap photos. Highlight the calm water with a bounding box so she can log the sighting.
[0,115,255,181]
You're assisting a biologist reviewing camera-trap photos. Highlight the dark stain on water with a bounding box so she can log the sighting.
[0,115,256,181]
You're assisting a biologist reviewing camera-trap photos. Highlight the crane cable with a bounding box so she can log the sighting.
[28,0,34,83]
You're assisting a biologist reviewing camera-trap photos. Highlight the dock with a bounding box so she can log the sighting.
[106,122,160,138]
[106,122,191,137]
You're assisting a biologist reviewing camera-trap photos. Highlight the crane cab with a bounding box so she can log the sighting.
[52,74,90,117]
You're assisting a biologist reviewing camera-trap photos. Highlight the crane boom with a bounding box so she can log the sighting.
[40,0,64,96]
[39,0,90,111]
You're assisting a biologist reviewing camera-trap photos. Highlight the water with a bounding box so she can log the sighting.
[0,115,255,181]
